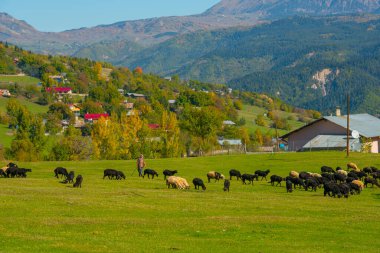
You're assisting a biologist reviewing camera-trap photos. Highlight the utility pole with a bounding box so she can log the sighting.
[346,93,350,157]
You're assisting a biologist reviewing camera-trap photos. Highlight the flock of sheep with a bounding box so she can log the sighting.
[1,161,379,198]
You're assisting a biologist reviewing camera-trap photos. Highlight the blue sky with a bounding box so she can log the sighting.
[1,0,220,32]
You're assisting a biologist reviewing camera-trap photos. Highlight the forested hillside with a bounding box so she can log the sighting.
[120,15,380,115]
[0,42,319,161]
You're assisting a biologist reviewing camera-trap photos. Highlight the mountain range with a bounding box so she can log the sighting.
[1,0,380,115]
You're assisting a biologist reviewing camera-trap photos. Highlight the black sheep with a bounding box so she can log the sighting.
[338,183,350,198]
[223,179,230,192]
[347,172,359,180]
[163,170,178,180]
[363,167,373,174]
[116,171,126,180]
[349,182,361,195]
[321,173,334,181]
[323,182,342,198]
[371,171,380,180]
[321,166,334,174]
[304,178,318,191]
[286,180,293,193]
[6,167,18,178]
[143,169,159,179]
[299,172,312,180]
[241,174,256,185]
[73,175,83,188]
[333,173,347,183]
[285,176,305,189]
[103,169,118,179]
[356,171,367,181]
[54,167,68,179]
[346,177,356,183]
[229,169,242,181]
[0,170,6,178]
[254,169,270,181]
[269,175,283,186]
[16,168,32,178]
[364,177,380,188]
[192,178,206,190]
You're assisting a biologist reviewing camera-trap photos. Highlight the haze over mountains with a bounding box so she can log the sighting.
[1,0,380,115]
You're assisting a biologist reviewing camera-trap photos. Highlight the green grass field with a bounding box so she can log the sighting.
[239,104,306,136]
[0,123,14,148]
[0,152,379,253]
[0,97,48,114]
[0,75,41,86]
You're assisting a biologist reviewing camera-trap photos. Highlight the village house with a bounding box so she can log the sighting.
[281,112,380,153]
[126,92,146,99]
[46,87,72,94]
[84,113,109,123]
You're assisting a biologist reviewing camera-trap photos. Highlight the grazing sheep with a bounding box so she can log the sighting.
[285,176,305,189]
[286,180,293,193]
[166,176,178,189]
[321,173,334,181]
[311,173,322,178]
[352,180,364,190]
[15,168,32,178]
[254,169,270,181]
[299,171,312,180]
[356,171,367,181]
[192,178,206,190]
[323,182,342,198]
[289,171,299,178]
[229,169,242,181]
[334,173,347,183]
[372,171,380,180]
[269,175,283,186]
[73,175,83,188]
[347,162,360,172]
[349,182,361,195]
[336,166,343,171]
[143,169,159,179]
[207,171,224,183]
[347,171,359,180]
[0,170,6,177]
[364,177,380,188]
[346,177,356,183]
[363,167,373,174]
[304,178,318,192]
[54,167,69,179]
[103,169,118,180]
[337,170,348,177]
[163,170,178,180]
[116,171,126,180]
[241,174,256,185]
[166,176,189,189]
[371,167,378,172]
[338,183,350,198]
[6,166,18,178]
[223,180,230,192]
[66,171,75,183]
[321,166,334,174]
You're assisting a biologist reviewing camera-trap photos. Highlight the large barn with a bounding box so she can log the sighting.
[281,113,380,153]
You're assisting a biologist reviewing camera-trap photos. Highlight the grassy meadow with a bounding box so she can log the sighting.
[0,152,379,253]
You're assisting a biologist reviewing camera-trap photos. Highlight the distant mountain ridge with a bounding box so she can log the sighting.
[1,0,380,58]
[205,0,380,16]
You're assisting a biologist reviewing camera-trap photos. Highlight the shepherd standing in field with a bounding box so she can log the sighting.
[137,154,145,177]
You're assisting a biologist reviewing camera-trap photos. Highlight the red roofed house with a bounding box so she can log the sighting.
[148,124,160,130]
[46,87,72,94]
[84,113,109,123]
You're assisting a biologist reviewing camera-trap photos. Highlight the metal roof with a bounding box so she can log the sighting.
[324,114,380,138]
[302,135,361,151]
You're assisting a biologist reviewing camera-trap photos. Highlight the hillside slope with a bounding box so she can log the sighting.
[119,15,380,115]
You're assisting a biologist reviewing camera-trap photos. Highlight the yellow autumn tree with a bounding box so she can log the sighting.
[91,116,119,159]
[118,111,144,159]
[94,62,103,81]
[160,111,180,158]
